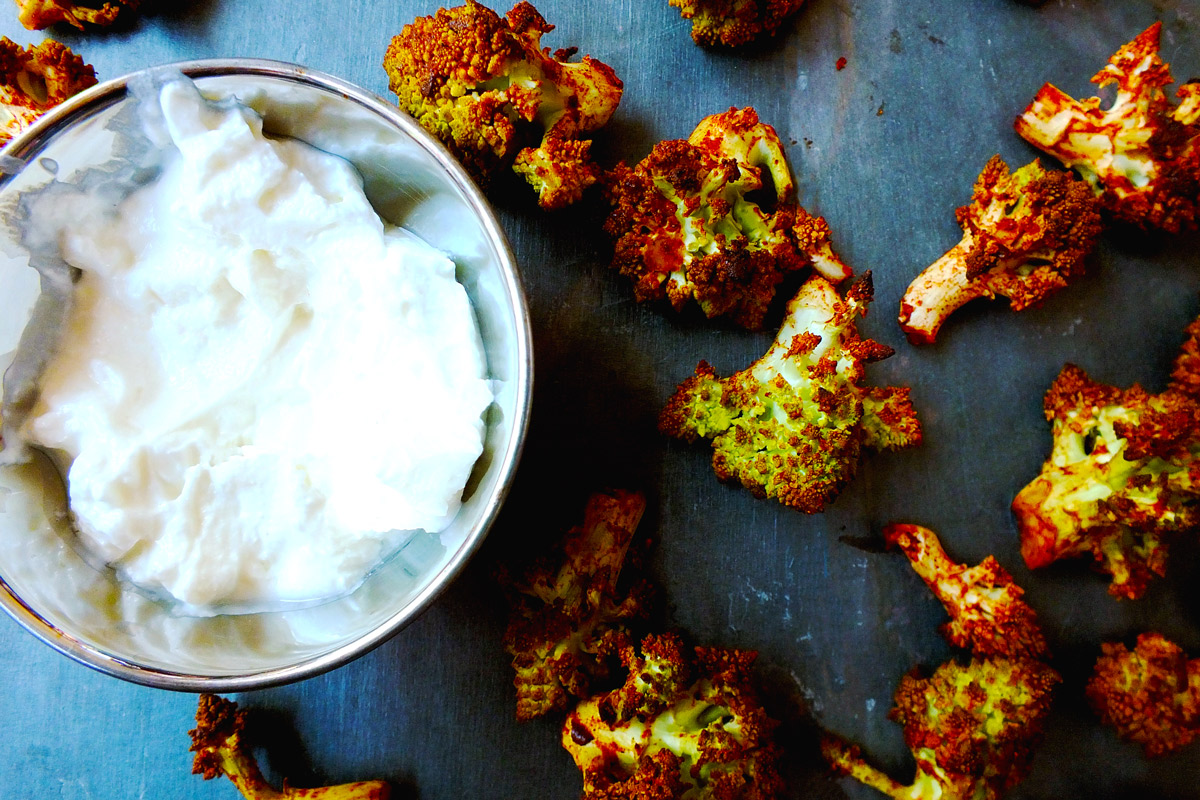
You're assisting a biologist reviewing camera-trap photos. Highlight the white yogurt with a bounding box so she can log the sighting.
[15,80,492,609]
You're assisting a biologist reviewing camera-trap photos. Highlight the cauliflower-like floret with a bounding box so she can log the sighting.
[606,106,850,330]
[823,657,1060,800]
[563,632,784,800]
[383,0,622,209]
[1015,22,1200,233]
[1013,326,1200,599]
[667,0,806,47]
[0,38,96,146]
[189,694,390,800]
[14,0,139,29]
[1086,632,1200,757]
[498,489,654,720]
[898,155,1102,344]
[885,523,1049,660]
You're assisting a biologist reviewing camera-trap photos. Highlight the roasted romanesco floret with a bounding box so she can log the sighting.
[189,694,390,800]
[1086,632,1200,757]
[822,657,1060,800]
[1014,22,1200,233]
[498,489,655,721]
[0,38,96,146]
[383,0,622,210]
[13,0,139,29]
[659,272,921,513]
[667,0,805,47]
[562,632,784,800]
[606,106,850,330]
[898,155,1102,344]
[884,523,1049,661]
[824,516,1059,800]
[1012,315,1200,599]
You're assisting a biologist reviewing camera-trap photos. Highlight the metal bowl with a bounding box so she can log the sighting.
[0,59,532,690]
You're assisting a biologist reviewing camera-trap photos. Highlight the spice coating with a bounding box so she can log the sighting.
[823,523,1059,800]
[13,0,140,30]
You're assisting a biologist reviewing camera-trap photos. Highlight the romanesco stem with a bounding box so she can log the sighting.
[899,236,991,344]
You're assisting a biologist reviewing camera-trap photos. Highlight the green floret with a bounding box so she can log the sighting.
[605,106,851,330]
[383,0,622,209]
[823,657,1060,800]
[512,136,600,210]
[189,694,390,800]
[659,272,921,513]
[667,0,806,47]
[563,632,784,800]
[1013,315,1200,599]
[498,489,655,721]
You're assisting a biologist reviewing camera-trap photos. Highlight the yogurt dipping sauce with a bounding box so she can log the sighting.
[6,79,493,609]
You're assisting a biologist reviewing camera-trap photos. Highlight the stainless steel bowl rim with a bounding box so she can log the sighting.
[0,58,533,692]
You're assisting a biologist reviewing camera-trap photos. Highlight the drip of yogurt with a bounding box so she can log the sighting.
[12,79,493,609]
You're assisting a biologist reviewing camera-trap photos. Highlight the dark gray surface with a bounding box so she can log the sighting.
[2,1,1200,798]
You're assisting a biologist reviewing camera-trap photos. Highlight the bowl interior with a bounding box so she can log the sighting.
[0,65,529,689]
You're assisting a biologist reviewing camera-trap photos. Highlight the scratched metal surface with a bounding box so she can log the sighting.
[2,0,1200,798]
